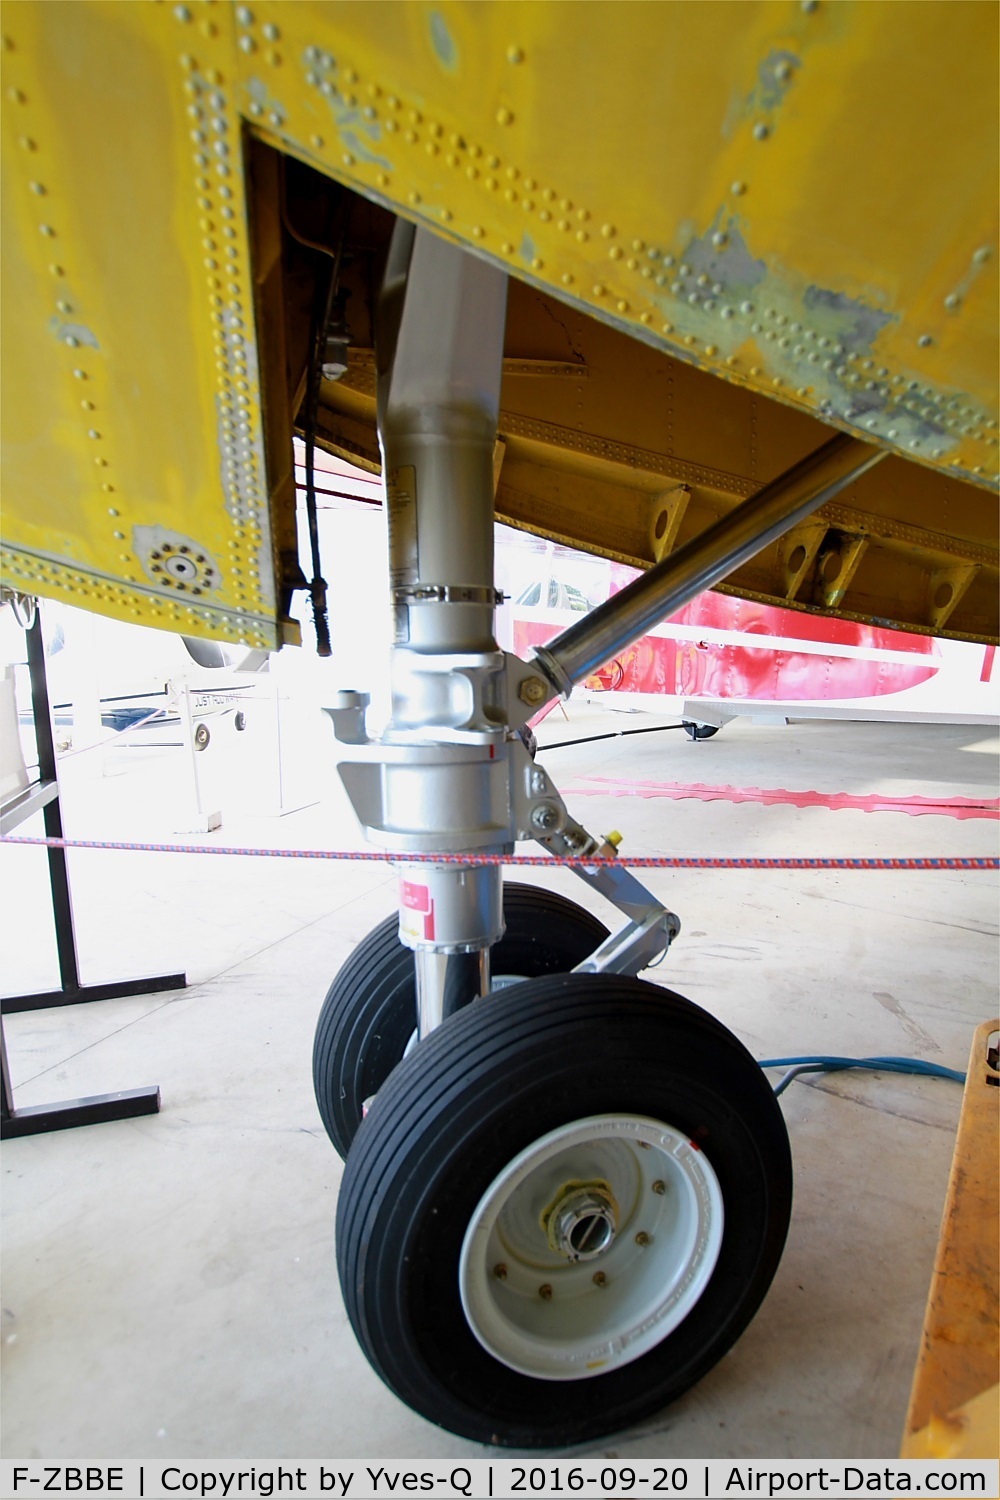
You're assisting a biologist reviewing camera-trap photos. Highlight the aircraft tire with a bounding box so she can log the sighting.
[336,974,792,1446]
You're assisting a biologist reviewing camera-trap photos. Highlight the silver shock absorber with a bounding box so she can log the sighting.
[333,222,511,1038]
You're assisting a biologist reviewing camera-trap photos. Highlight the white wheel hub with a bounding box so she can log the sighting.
[459,1114,724,1380]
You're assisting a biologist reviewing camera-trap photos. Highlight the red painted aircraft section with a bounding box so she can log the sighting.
[514,593,940,703]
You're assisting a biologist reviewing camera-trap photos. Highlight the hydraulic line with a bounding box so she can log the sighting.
[759,1054,967,1096]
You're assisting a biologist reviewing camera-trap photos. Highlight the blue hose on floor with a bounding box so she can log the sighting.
[758,1054,967,1097]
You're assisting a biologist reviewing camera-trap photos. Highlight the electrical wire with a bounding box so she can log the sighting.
[293,482,382,508]
[758,1054,967,1096]
[278,153,343,260]
[301,193,351,658]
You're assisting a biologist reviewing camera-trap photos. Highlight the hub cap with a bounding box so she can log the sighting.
[459,1114,724,1380]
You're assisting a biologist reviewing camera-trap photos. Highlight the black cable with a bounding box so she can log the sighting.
[301,195,350,658]
[540,722,687,752]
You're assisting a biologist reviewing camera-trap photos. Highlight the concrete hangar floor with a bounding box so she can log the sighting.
[1,707,997,1460]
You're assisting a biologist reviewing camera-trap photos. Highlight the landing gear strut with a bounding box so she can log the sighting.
[319,220,885,1443]
[313,884,607,1157]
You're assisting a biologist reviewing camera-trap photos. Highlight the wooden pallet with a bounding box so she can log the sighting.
[902,1019,999,1459]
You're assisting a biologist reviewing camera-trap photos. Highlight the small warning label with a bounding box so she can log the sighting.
[400,879,435,941]
[386,465,418,589]
[401,880,431,913]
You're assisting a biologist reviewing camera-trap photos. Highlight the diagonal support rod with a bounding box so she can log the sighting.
[532,433,886,696]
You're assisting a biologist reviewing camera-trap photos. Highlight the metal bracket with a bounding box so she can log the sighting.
[387,648,508,744]
[508,735,573,841]
[505,651,559,729]
[322,690,372,745]
[567,859,681,976]
[550,846,680,976]
[392,584,505,607]
[508,738,681,976]
[572,909,680,977]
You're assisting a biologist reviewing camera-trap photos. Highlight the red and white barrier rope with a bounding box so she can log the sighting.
[0,834,995,872]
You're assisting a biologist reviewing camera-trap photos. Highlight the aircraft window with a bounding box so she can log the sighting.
[514,580,589,610]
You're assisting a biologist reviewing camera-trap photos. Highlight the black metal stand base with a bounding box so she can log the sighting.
[1,1085,161,1139]
[2,972,187,1016]
[1,604,179,1137]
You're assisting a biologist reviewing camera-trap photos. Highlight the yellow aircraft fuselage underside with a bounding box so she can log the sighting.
[1,1,997,650]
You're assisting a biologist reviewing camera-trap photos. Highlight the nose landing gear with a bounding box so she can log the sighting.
[316,220,882,1444]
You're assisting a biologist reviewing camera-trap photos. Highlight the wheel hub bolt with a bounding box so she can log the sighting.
[493,1263,508,1280]
[635,1231,651,1247]
[539,1283,553,1300]
[651,1179,666,1195]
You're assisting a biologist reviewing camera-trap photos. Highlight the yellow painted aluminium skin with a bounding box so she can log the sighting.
[1,2,997,643]
[2,3,277,645]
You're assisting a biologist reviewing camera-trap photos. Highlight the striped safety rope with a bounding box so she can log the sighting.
[0,834,995,871]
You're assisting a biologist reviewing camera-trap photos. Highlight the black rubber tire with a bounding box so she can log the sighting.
[683,719,721,740]
[337,974,792,1448]
[313,884,608,1157]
